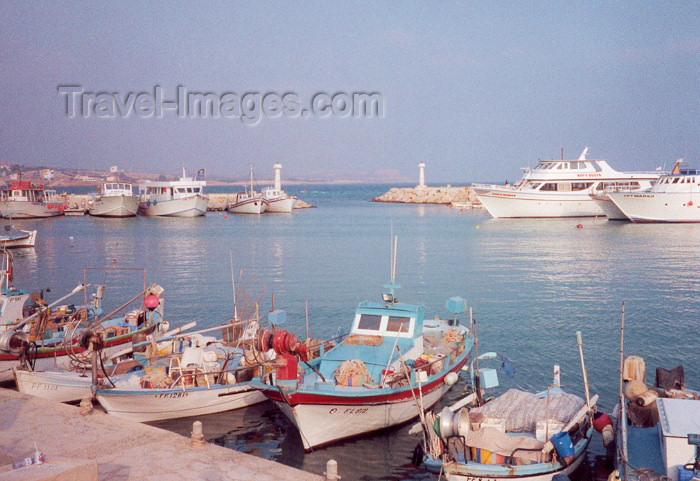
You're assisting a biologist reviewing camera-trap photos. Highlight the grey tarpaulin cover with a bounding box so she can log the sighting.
[472,388,585,433]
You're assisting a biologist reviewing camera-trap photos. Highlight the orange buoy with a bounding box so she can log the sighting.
[576,224,583,229]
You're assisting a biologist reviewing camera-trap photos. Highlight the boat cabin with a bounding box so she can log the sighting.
[138,183,204,201]
[311,301,425,386]
[1,181,61,203]
[100,183,134,197]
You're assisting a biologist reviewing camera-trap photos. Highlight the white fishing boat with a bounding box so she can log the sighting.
[419,334,598,481]
[472,148,661,218]
[89,182,139,217]
[96,332,272,422]
[12,322,197,403]
[0,181,67,218]
[0,228,37,248]
[138,168,208,217]
[261,163,297,213]
[607,160,700,223]
[261,187,296,213]
[228,166,268,214]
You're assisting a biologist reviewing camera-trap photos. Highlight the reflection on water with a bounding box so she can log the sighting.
[8,185,700,481]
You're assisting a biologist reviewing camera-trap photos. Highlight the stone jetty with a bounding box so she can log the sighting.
[0,388,326,481]
[63,194,314,212]
[372,185,480,206]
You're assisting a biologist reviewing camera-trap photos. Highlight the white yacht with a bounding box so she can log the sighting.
[89,182,139,217]
[262,163,297,213]
[472,148,661,218]
[607,160,700,223]
[138,168,208,217]
[228,165,268,214]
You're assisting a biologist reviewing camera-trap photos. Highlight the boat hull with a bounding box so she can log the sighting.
[607,192,700,223]
[96,383,266,422]
[472,187,605,218]
[228,198,268,214]
[0,230,37,248]
[89,195,139,217]
[0,201,66,218]
[265,196,297,213]
[14,369,94,403]
[272,380,453,450]
[138,196,208,217]
[590,194,628,220]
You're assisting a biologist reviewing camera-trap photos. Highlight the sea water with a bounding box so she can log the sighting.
[10,184,699,480]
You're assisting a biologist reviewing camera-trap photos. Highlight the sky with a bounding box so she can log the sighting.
[0,2,698,183]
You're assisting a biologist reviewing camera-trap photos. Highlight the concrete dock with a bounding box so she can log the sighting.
[64,194,314,212]
[0,388,325,481]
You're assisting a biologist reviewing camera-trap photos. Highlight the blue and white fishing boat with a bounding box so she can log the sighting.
[417,333,598,481]
[251,241,475,450]
[613,350,700,480]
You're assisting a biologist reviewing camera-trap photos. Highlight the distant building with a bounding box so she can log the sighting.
[41,169,54,181]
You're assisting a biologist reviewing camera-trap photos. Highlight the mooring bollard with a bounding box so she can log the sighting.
[191,420,205,446]
[325,459,340,480]
[79,397,93,416]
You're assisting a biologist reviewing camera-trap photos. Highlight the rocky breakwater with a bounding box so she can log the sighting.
[372,185,480,206]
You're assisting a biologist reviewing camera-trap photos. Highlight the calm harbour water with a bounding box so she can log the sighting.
[9,184,700,480]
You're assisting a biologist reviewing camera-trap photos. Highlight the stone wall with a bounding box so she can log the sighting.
[372,186,480,205]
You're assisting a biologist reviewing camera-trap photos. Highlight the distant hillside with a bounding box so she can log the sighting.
[0,165,414,186]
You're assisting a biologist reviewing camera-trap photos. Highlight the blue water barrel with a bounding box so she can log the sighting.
[550,431,575,458]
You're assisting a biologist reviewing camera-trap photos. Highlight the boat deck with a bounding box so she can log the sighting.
[625,426,665,477]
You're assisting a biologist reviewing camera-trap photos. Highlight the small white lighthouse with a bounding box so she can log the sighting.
[273,163,283,191]
[418,162,426,189]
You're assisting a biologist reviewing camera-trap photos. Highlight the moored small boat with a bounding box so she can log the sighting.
[0,228,37,248]
[228,165,268,214]
[251,252,475,451]
[138,168,208,217]
[89,182,139,217]
[261,164,297,213]
[0,181,67,218]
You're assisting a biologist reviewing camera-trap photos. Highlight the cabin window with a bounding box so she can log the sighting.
[571,182,593,191]
[540,183,558,191]
[193,187,200,193]
[187,188,193,193]
[357,314,382,331]
[386,316,410,333]
[529,183,541,190]
[630,182,640,188]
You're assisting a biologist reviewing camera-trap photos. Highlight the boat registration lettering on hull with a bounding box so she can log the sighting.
[155,392,189,399]
[328,407,369,415]
[30,382,58,392]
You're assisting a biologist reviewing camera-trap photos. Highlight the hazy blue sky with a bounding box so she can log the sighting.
[0,2,697,183]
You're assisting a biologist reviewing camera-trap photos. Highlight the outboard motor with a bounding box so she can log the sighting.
[686,434,700,480]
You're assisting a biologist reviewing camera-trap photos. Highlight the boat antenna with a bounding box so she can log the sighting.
[229,250,238,320]
[249,164,254,195]
[618,302,628,469]
[382,234,400,302]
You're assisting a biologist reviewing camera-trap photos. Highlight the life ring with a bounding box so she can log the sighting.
[47,204,54,209]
